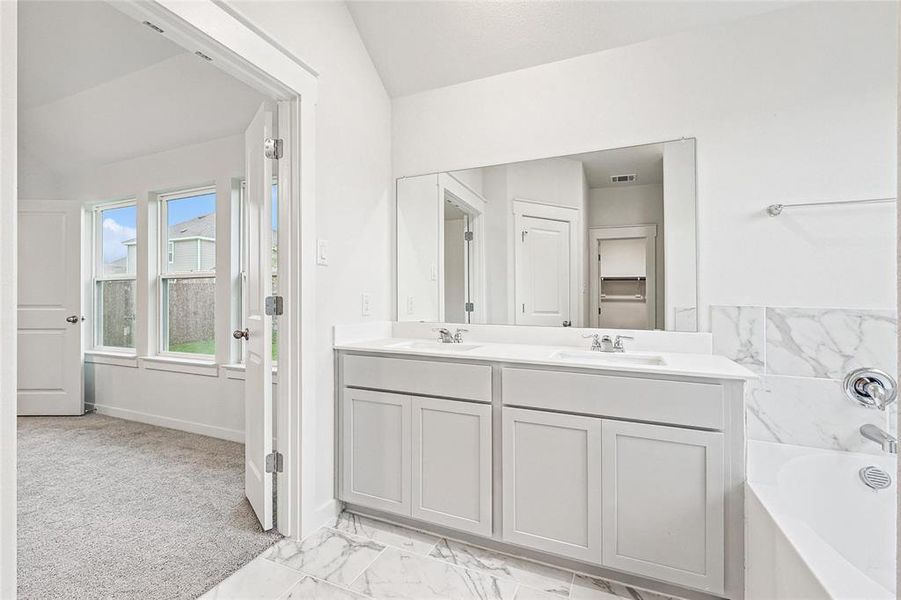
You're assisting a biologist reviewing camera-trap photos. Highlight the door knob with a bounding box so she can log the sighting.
[233,329,249,340]
[66,315,84,324]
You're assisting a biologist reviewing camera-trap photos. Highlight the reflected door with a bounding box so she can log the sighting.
[515,215,570,326]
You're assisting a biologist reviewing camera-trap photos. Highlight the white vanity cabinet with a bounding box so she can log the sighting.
[339,355,493,535]
[600,420,725,593]
[502,407,602,562]
[341,388,412,515]
[337,350,745,600]
[412,397,492,535]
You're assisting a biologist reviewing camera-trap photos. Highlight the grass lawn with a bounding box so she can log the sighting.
[169,335,278,360]
[169,339,215,355]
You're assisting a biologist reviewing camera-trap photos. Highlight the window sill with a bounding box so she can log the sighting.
[221,363,279,383]
[140,356,219,377]
[85,351,139,368]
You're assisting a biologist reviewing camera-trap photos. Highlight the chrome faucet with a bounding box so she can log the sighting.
[860,424,897,454]
[433,328,455,343]
[583,334,633,352]
[433,327,468,344]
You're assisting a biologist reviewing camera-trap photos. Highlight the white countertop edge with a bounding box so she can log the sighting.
[334,338,757,381]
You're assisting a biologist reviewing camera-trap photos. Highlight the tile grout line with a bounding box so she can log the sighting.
[345,545,390,590]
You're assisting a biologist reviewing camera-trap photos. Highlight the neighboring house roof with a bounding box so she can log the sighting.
[122,213,276,246]
[124,213,215,245]
[106,256,128,274]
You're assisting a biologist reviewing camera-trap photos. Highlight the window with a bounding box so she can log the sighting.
[93,201,137,350]
[159,188,216,356]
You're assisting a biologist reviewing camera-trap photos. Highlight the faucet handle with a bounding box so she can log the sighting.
[613,335,633,351]
[582,333,600,339]
[453,328,468,343]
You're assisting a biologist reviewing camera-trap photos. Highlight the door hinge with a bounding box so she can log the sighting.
[265,452,284,473]
[464,231,474,242]
[264,138,284,160]
[465,302,474,313]
[265,295,284,316]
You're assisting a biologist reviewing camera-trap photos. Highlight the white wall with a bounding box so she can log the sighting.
[223,0,393,532]
[17,134,249,438]
[392,3,898,320]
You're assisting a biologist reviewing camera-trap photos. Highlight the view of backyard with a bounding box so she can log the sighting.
[98,186,278,359]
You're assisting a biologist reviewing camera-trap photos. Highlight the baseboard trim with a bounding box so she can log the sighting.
[299,499,340,539]
[92,404,244,443]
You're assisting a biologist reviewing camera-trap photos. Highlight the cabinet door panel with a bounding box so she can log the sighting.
[412,397,492,535]
[502,407,601,562]
[342,388,411,515]
[601,420,724,594]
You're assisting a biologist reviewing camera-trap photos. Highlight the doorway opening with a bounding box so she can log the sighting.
[13,2,310,597]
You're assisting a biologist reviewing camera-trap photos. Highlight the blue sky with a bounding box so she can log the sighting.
[102,205,136,263]
[102,185,278,264]
[167,192,216,226]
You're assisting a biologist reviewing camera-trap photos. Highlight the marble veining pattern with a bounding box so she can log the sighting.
[262,527,386,585]
[672,306,697,333]
[710,305,765,374]
[281,576,372,600]
[350,547,518,600]
[765,307,896,379]
[571,574,675,600]
[710,304,898,453]
[430,539,573,596]
[202,512,684,600]
[333,511,440,555]
[746,376,890,454]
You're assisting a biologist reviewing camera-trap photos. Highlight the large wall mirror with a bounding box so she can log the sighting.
[396,139,698,332]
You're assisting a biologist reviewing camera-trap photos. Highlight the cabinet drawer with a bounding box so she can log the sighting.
[502,367,723,429]
[344,354,492,402]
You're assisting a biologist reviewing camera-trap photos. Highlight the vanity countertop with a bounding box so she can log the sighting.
[335,337,756,381]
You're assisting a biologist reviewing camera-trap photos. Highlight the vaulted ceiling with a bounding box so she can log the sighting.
[347,1,792,97]
[17,1,267,186]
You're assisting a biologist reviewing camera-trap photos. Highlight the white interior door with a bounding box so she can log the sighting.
[17,202,84,416]
[243,102,275,530]
[515,214,570,326]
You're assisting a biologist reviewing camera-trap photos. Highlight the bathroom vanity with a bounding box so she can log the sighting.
[335,332,752,600]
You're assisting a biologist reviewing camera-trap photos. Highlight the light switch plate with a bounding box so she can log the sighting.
[429,263,438,281]
[361,293,372,317]
[406,296,415,315]
[317,239,328,266]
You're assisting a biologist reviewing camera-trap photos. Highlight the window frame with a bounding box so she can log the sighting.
[91,198,138,353]
[157,185,218,359]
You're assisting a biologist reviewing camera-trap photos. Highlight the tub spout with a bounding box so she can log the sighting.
[860,424,897,454]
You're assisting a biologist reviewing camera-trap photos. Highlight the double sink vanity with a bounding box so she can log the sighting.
[335,324,753,599]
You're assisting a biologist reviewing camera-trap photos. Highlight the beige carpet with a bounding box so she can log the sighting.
[17,414,281,600]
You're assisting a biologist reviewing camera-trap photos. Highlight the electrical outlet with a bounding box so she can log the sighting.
[317,239,328,266]
[361,293,372,317]
[406,296,415,315]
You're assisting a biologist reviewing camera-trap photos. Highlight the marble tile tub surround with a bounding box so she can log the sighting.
[710,305,897,454]
[386,321,713,354]
[201,511,686,600]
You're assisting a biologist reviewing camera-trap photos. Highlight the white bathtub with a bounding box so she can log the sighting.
[747,441,896,599]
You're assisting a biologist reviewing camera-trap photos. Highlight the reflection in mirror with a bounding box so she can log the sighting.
[396,139,697,332]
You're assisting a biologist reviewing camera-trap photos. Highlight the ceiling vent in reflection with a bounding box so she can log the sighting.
[610,174,637,184]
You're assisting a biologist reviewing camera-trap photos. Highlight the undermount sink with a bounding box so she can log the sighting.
[387,340,482,352]
[552,350,666,366]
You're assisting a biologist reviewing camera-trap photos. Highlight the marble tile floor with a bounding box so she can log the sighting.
[200,512,683,600]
